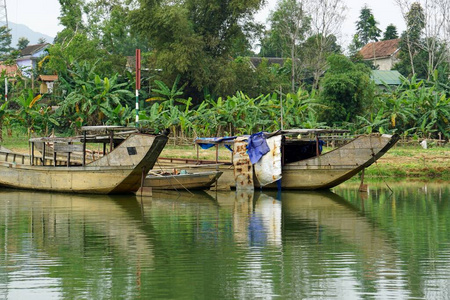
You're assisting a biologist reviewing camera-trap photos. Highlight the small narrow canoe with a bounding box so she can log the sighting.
[144,171,223,190]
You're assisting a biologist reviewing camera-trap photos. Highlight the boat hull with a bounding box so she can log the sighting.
[144,171,223,190]
[0,134,168,194]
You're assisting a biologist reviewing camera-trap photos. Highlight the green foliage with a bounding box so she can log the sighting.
[320,54,374,126]
[85,0,148,56]
[355,107,389,134]
[139,76,328,138]
[0,26,13,61]
[11,90,46,136]
[382,24,398,40]
[101,103,134,126]
[357,74,450,139]
[299,34,342,89]
[56,61,134,128]
[149,75,187,107]
[130,0,264,100]
[16,37,30,50]
[394,2,427,78]
[1,0,445,143]
[58,0,85,31]
[0,100,9,141]
[267,0,311,92]
[354,5,381,46]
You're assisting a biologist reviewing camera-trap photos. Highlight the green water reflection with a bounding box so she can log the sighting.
[0,182,449,299]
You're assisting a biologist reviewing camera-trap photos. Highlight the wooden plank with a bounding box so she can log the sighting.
[53,143,84,153]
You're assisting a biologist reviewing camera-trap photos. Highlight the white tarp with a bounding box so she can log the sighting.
[254,135,282,186]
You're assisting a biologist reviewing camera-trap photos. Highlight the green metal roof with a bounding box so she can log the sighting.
[371,70,403,85]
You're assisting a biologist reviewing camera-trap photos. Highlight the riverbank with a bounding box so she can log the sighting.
[1,135,449,180]
[363,146,450,179]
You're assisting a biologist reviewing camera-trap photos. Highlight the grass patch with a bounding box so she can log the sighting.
[1,134,30,153]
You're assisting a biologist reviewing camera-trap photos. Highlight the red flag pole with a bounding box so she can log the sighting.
[135,49,141,128]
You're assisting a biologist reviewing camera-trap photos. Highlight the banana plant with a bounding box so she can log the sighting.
[100,103,134,126]
[147,75,188,109]
[416,92,450,138]
[13,89,43,136]
[355,107,389,134]
[33,106,60,136]
[57,72,133,127]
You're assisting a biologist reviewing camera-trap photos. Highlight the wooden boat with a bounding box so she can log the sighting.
[144,170,223,190]
[0,126,169,194]
[157,129,400,190]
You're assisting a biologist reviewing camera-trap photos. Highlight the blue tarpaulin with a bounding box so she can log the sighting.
[247,132,270,164]
[195,136,236,151]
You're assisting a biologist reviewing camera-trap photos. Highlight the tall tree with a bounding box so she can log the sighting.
[130,0,265,100]
[395,0,450,80]
[48,0,120,77]
[85,0,148,56]
[304,0,346,88]
[0,26,12,61]
[351,5,381,50]
[58,0,85,32]
[17,37,30,50]
[269,0,311,92]
[320,54,373,126]
[299,34,341,88]
[382,24,399,40]
[396,1,425,76]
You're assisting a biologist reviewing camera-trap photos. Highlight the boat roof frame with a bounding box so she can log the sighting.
[194,129,350,145]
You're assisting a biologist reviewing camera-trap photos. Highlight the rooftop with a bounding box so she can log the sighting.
[0,64,20,77]
[20,43,50,56]
[359,39,400,60]
[37,75,58,82]
[371,70,403,85]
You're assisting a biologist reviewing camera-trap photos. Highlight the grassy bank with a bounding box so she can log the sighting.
[2,134,449,180]
[364,146,450,179]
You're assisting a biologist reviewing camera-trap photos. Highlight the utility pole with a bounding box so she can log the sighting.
[0,0,7,28]
[0,0,8,102]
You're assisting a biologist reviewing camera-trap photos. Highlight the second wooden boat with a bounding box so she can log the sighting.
[157,130,400,190]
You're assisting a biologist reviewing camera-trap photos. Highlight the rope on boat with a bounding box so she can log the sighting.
[154,160,195,195]
[373,160,393,194]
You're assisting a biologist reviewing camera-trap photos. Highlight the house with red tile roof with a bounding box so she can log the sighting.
[359,39,400,70]
[0,64,21,77]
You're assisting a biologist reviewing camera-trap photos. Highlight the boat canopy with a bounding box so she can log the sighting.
[194,129,350,147]
[193,129,351,165]
[195,129,348,143]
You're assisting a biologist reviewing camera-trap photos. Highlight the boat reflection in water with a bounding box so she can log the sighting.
[1,187,412,299]
[227,190,403,299]
[0,189,156,299]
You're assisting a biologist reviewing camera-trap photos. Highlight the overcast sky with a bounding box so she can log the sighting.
[6,0,405,47]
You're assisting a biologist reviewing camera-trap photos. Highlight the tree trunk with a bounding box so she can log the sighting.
[291,43,296,93]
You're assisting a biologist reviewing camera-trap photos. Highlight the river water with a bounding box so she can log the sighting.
[0,182,449,299]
